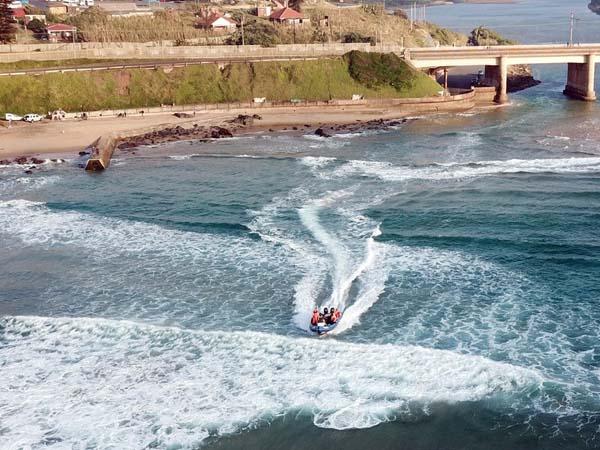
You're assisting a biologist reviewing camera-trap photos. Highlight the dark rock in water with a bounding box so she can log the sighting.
[508,75,542,93]
[173,112,193,118]
[304,124,311,128]
[292,126,298,130]
[117,141,137,150]
[229,114,255,126]
[210,126,233,139]
[30,157,45,165]
[315,128,332,138]
[0,159,10,165]
[252,114,262,120]
[269,128,275,132]
[14,156,28,164]
[24,169,33,174]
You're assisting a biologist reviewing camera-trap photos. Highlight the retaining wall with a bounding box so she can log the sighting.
[0,43,405,63]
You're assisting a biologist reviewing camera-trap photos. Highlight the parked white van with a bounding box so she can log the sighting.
[5,113,22,121]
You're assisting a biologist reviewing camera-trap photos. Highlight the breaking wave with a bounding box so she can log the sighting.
[0,315,542,448]
[332,157,600,182]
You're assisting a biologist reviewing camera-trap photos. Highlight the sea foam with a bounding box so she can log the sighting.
[0,315,542,448]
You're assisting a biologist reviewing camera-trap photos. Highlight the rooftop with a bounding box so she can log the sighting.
[269,6,303,20]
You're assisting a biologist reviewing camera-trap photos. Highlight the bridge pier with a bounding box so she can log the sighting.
[563,54,596,101]
[494,56,509,105]
[483,56,509,104]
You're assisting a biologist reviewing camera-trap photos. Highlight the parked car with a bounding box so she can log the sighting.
[5,113,23,121]
[23,114,43,123]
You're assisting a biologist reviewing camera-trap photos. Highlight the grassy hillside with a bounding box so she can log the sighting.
[0,53,442,115]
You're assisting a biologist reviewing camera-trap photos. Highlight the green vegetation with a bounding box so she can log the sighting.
[0,53,442,114]
[426,23,467,46]
[345,50,440,96]
[225,20,280,47]
[468,26,517,46]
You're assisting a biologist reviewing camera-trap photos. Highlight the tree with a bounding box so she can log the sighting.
[225,20,279,47]
[0,0,16,44]
[27,18,46,37]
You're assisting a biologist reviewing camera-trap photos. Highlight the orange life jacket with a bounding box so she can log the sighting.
[311,312,319,325]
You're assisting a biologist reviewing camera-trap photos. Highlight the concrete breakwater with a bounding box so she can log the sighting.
[84,118,245,171]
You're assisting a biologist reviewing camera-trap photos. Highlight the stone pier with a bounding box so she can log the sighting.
[564,54,596,101]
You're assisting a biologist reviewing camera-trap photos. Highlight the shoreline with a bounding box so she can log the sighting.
[0,99,479,164]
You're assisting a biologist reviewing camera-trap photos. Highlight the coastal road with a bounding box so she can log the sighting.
[0,56,330,77]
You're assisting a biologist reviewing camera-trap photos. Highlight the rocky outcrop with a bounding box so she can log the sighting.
[313,118,411,137]
[116,124,239,151]
[0,156,64,173]
[508,65,541,93]
[227,114,262,126]
[589,0,600,14]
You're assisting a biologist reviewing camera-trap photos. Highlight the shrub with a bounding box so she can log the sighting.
[468,26,517,46]
[345,50,414,91]
[342,32,374,45]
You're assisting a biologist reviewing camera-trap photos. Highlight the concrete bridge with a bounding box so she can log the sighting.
[405,44,600,104]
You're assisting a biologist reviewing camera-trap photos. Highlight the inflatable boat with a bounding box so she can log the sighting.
[310,314,342,336]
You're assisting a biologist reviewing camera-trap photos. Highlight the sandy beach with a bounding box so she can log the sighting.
[0,104,469,160]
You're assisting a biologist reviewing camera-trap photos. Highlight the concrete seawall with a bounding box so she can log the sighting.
[84,91,476,171]
[0,43,405,63]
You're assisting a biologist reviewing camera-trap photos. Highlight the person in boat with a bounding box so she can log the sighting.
[311,308,320,326]
[323,307,331,324]
[330,307,340,324]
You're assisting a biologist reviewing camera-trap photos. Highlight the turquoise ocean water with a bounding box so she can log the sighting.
[1,1,600,448]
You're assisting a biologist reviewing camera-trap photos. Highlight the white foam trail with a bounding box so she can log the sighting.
[298,191,354,309]
[333,157,600,182]
[0,316,542,448]
[331,226,388,334]
[247,188,329,330]
[297,191,390,332]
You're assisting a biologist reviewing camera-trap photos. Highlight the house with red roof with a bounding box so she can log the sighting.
[11,7,26,20]
[269,6,308,25]
[195,12,237,31]
[46,23,77,42]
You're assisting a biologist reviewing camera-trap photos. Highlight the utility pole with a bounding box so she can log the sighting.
[568,11,574,46]
[241,15,245,46]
